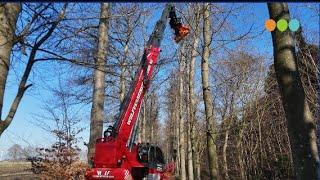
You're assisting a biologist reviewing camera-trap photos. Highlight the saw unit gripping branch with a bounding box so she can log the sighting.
[169,6,190,43]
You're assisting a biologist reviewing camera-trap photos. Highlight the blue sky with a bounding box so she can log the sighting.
[0,3,319,159]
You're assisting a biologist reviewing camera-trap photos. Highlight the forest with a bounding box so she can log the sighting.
[0,2,319,180]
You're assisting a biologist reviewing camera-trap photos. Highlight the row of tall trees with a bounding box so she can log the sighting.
[161,3,319,180]
[0,2,318,180]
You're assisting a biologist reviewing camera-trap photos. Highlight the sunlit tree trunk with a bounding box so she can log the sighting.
[179,45,187,180]
[237,129,245,180]
[142,99,146,142]
[0,3,66,137]
[222,126,230,179]
[175,94,181,175]
[0,3,21,136]
[187,4,201,180]
[268,3,319,179]
[186,59,193,180]
[119,44,128,104]
[88,3,109,165]
[201,3,218,179]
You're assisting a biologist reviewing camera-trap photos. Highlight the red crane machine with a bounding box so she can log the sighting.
[85,4,189,180]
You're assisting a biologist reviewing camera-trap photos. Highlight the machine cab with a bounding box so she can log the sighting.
[137,143,166,172]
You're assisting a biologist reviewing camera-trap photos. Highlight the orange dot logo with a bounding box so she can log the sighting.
[265,19,276,32]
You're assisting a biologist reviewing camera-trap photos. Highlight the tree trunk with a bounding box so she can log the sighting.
[196,152,201,180]
[175,94,181,175]
[237,122,246,180]
[201,3,218,179]
[1,3,66,137]
[119,43,128,104]
[267,3,319,179]
[222,127,230,180]
[119,66,126,103]
[88,3,109,165]
[179,46,186,180]
[142,99,146,142]
[149,95,155,142]
[187,117,194,180]
[186,61,193,180]
[0,3,21,136]
[222,95,235,180]
[188,5,201,180]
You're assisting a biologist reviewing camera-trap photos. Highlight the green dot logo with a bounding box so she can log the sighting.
[277,19,288,32]
[289,19,300,32]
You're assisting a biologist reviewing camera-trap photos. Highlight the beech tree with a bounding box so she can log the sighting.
[201,3,218,179]
[87,3,109,165]
[178,42,187,179]
[0,3,21,136]
[186,4,201,180]
[268,3,319,179]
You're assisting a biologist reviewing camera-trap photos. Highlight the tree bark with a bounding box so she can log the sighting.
[236,110,248,180]
[142,99,146,142]
[88,3,109,165]
[267,3,319,179]
[179,45,187,180]
[188,5,201,180]
[0,3,21,135]
[187,114,194,180]
[175,93,181,176]
[222,94,236,180]
[195,152,201,180]
[201,3,218,179]
[119,43,128,104]
[222,126,230,180]
[186,60,193,180]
